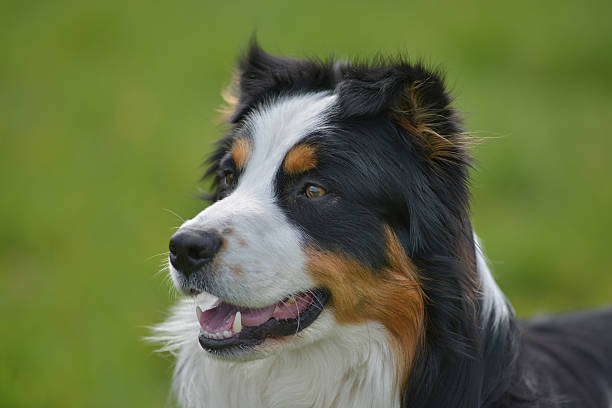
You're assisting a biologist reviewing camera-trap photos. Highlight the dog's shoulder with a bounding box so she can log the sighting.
[514,307,612,407]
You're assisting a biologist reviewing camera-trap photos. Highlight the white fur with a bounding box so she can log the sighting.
[474,234,511,329]
[150,298,400,408]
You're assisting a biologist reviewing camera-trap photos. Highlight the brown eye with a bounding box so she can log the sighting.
[305,184,326,199]
[224,172,236,186]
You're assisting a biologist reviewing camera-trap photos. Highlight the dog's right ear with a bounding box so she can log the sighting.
[335,61,470,168]
[222,40,336,123]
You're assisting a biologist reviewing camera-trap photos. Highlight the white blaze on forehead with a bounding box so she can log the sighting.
[177,92,337,307]
[238,92,337,193]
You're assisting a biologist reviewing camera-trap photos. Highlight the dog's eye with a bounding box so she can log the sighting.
[224,172,237,186]
[304,184,326,199]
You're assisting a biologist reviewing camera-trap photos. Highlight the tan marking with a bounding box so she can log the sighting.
[230,264,244,276]
[390,80,475,166]
[283,144,318,175]
[209,236,227,273]
[216,71,240,123]
[306,226,425,384]
[238,239,248,248]
[231,138,252,169]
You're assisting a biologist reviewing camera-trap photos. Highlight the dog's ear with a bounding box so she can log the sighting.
[337,62,468,167]
[222,40,336,123]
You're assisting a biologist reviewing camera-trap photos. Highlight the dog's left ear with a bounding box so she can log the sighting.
[337,62,468,166]
[223,40,336,123]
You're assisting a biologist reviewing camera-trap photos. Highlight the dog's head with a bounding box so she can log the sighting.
[168,42,480,389]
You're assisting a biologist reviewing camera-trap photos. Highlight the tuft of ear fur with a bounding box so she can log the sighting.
[227,39,337,123]
[216,71,240,124]
[337,61,470,168]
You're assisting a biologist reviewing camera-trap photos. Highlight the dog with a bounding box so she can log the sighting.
[151,42,612,408]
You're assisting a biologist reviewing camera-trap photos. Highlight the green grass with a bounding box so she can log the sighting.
[1,0,611,406]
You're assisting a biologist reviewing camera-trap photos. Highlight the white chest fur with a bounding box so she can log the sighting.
[151,300,401,408]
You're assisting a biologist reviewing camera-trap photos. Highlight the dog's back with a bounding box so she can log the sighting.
[498,308,612,407]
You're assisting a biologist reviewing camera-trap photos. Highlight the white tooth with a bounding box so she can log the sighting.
[222,330,231,338]
[232,311,242,333]
[196,306,203,321]
[212,333,219,339]
[273,305,281,314]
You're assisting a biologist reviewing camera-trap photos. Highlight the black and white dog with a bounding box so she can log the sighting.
[152,42,612,407]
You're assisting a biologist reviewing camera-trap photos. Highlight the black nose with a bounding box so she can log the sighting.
[169,230,222,276]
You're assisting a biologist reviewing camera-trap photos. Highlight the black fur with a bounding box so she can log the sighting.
[203,42,612,407]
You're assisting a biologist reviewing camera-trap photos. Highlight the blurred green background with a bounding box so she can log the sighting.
[1,0,611,406]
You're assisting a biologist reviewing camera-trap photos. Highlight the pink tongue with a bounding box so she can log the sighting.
[241,304,276,327]
[200,302,237,333]
[199,302,276,332]
[199,294,315,333]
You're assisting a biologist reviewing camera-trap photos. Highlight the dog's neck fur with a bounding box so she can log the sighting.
[151,240,510,408]
[153,303,401,408]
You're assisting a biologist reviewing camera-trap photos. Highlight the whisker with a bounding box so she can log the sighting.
[156,266,170,278]
[154,258,171,277]
[306,289,324,311]
[290,294,300,335]
[146,251,170,262]
[163,208,185,222]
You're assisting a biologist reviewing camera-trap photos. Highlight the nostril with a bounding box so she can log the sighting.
[188,247,211,262]
[169,241,178,256]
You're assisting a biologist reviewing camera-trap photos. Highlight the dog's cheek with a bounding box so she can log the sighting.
[305,227,425,382]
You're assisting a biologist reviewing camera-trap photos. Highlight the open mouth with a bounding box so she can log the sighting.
[197,288,330,355]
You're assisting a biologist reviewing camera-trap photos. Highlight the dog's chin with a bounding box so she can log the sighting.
[195,288,330,361]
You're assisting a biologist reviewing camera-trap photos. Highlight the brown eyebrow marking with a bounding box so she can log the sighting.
[283,144,318,175]
[231,137,252,169]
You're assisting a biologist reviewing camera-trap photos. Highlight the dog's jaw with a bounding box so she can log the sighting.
[152,299,402,408]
